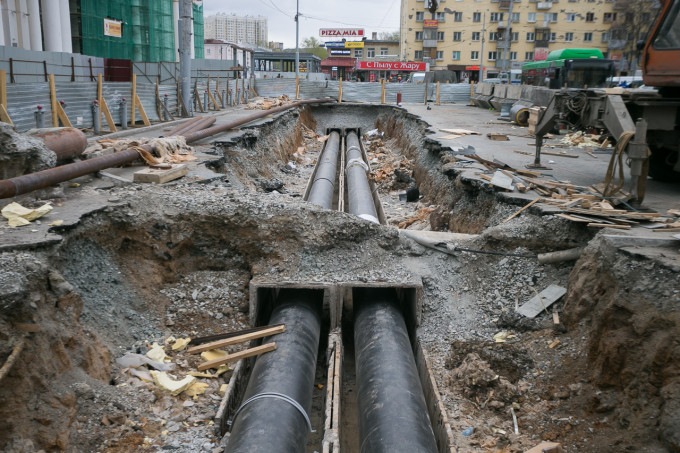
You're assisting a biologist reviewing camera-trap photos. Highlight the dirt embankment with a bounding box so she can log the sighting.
[0,254,110,451]
[564,238,680,451]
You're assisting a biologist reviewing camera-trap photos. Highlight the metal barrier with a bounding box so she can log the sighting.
[254,79,471,105]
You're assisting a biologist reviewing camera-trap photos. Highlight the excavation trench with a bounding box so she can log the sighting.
[0,104,678,452]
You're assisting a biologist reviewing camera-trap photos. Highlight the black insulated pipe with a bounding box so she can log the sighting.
[345,131,379,223]
[225,288,323,453]
[307,131,340,209]
[354,288,438,453]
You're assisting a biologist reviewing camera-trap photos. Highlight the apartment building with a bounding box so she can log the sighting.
[400,0,659,80]
[204,14,268,47]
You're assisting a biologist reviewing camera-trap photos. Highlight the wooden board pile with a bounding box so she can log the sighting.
[469,154,680,230]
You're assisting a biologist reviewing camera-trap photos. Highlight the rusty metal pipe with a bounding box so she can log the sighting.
[181,116,216,135]
[0,148,143,198]
[183,98,335,144]
[0,99,335,199]
[159,116,203,138]
[28,127,88,163]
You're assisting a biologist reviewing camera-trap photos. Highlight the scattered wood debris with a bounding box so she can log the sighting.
[398,206,436,229]
[244,95,292,110]
[559,130,611,149]
[487,133,509,141]
[437,128,481,140]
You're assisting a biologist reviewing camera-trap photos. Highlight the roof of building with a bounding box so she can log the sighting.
[253,52,322,61]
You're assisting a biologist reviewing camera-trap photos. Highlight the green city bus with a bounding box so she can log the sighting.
[521,49,615,89]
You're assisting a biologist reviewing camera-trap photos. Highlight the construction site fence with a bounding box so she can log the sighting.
[5,72,253,132]
[0,46,243,84]
[254,78,472,104]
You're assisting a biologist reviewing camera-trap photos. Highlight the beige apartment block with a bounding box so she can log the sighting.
[400,0,658,80]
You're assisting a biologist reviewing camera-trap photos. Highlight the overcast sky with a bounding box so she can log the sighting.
[202,0,400,48]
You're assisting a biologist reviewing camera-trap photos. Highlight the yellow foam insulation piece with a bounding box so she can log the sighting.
[219,384,228,396]
[2,202,52,227]
[188,371,215,378]
[172,338,191,352]
[150,371,196,396]
[200,349,227,362]
[184,382,209,397]
[215,365,231,376]
[147,343,171,363]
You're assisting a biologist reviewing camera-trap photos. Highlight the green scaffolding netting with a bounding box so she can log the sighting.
[79,0,188,62]
[193,2,204,59]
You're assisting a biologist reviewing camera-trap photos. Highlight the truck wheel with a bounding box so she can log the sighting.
[648,146,679,182]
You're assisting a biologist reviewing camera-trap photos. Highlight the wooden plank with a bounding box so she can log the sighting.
[0,104,13,126]
[207,88,221,111]
[654,227,680,233]
[191,323,286,345]
[587,223,631,229]
[517,285,567,318]
[0,70,13,125]
[194,87,204,113]
[555,213,590,222]
[134,94,151,126]
[49,74,58,127]
[187,324,285,354]
[131,74,137,125]
[502,198,539,224]
[56,101,72,127]
[100,98,117,132]
[487,132,509,141]
[158,96,175,121]
[198,342,276,371]
[133,163,187,183]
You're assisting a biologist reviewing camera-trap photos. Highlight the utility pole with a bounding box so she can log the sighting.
[295,0,299,78]
[179,0,192,116]
[478,12,485,82]
[501,0,515,75]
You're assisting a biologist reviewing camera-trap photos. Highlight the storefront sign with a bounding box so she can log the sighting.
[320,28,365,37]
[356,61,427,71]
[330,49,351,56]
[423,20,439,27]
[324,41,346,48]
[534,48,549,61]
[104,18,122,38]
[299,62,307,73]
[345,41,364,48]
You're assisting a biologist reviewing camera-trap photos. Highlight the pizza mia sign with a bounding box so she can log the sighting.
[319,28,365,37]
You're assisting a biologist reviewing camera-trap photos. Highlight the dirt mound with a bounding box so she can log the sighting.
[564,236,680,451]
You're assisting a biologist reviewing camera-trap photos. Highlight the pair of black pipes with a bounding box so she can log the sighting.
[226,130,436,452]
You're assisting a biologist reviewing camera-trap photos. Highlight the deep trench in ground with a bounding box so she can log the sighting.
[1,104,679,453]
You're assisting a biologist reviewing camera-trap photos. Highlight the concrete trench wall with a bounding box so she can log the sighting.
[471,82,554,112]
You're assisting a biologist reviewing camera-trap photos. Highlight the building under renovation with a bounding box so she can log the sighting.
[0,0,204,61]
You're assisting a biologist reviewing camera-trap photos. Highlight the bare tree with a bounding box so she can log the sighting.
[378,31,400,42]
[609,0,661,74]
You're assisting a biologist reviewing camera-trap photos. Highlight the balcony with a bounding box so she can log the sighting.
[496,40,512,49]
[537,2,552,9]
[423,39,437,48]
[499,0,511,8]
[497,20,509,29]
